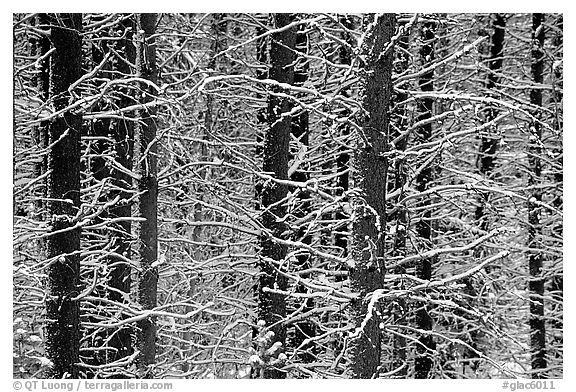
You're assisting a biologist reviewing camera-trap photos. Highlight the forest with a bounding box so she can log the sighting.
[12,13,563,379]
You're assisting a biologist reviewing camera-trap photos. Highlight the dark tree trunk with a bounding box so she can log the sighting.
[389,21,411,377]
[334,14,354,269]
[466,13,506,372]
[528,12,547,378]
[44,13,83,379]
[85,17,137,371]
[256,13,296,379]
[548,13,563,364]
[474,13,506,231]
[321,14,356,364]
[133,13,159,376]
[105,17,136,367]
[83,18,115,374]
[414,19,437,379]
[346,13,394,379]
[288,25,316,365]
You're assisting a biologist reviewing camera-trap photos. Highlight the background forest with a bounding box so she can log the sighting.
[12,12,563,379]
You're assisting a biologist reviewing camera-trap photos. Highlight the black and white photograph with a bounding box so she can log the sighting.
[12,10,564,382]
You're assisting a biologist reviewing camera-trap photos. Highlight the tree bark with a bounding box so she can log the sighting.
[475,13,506,231]
[288,24,316,365]
[548,13,563,365]
[82,17,136,373]
[44,13,83,379]
[133,13,159,376]
[256,13,296,379]
[346,13,394,379]
[106,16,136,367]
[528,12,547,378]
[389,20,411,376]
[466,13,506,372]
[334,14,354,269]
[414,19,437,379]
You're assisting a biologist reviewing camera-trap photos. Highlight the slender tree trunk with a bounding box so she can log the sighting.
[323,14,356,364]
[334,14,354,271]
[475,13,506,231]
[133,13,159,376]
[389,22,411,377]
[346,13,394,379]
[44,13,83,379]
[527,12,547,378]
[414,19,437,379]
[548,14,563,364]
[288,25,316,364]
[466,13,506,372]
[256,13,296,379]
[83,20,114,374]
[107,16,136,367]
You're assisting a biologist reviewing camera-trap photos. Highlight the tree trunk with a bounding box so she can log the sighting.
[324,14,356,364]
[334,14,354,270]
[389,21,411,377]
[414,19,437,379]
[288,24,316,365]
[548,13,563,365]
[466,13,506,372]
[133,13,159,376]
[256,13,296,379]
[82,17,135,372]
[106,16,136,367]
[89,16,137,370]
[346,13,394,379]
[474,13,506,231]
[83,18,114,374]
[527,12,547,378]
[44,13,83,379]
